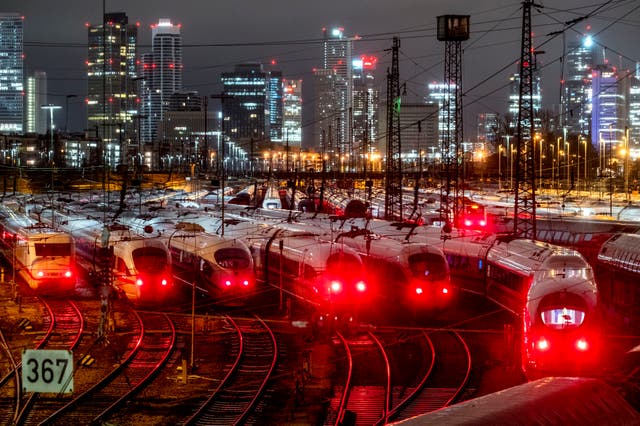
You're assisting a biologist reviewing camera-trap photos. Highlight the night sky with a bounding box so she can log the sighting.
[4,0,640,138]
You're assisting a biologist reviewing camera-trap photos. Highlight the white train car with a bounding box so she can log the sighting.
[428,231,601,377]
[0,205,76,293]
[241,224,369,314]
[118,212,256,305]
[596,233,640,332]
[56,214,173,306]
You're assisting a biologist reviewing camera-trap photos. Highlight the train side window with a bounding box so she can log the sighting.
[584,234,592,242]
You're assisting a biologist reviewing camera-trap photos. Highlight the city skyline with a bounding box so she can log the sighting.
[2,0,640,144]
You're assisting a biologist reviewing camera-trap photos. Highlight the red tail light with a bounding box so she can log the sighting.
[415,287,423,295]
[37,271,44,278]
[576,338,588,351]
[441,287,449,294]
[355,281,366,292]
[242,280,250,286]
[64,270,72,278]
[161,279,168,286]
[330,280,342,293]
[464,219,472,227]
[136,278,143,286]
[479,220,487,227]
[224,280,232,287]
[536,337,549,351]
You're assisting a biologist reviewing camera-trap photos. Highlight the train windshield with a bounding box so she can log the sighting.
[132,247,169,273]
[214,248,251,270]
[540,308,586,329]
[34,243,71,257]
[539,256,593,281]
[408,252,449,281]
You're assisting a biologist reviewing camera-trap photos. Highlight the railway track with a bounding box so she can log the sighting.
[183,314,278,425]
[16,299,85,425]
[41,310,175,425]
[326,328,472,425]
[0,297,84,426]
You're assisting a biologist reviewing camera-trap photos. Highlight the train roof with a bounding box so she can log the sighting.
[488,238,587,276]
[598,233,640,273]
[393,377,640,425]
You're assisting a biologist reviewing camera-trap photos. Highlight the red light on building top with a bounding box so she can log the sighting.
[108,97,113,103]
[85,98,89,104]
[177,23,182,28]
[523,60,529,68]
[85,22,90,27]
[361,55,378,69]
[169,63,174,68]
[271,59,277,65]
[136,21,141,27]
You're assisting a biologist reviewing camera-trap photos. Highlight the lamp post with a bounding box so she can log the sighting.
[41,104,62,165]
[582,137,588,194]
[498,144,503,190]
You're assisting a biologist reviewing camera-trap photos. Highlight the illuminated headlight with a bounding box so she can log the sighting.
[330,281,342,293]
[161,279,168,286]
[64,271,72,278]
[37,271,44,278]
[441,287,449,294]
[356,281,366,292]
[415,287,423,295]
[480,220,487,226]
[242,280,250,286]
[224,280,232,287]
[464,219,472,226]
[136,278,143,286]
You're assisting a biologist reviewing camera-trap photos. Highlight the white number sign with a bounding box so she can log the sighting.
[22,349,73,393]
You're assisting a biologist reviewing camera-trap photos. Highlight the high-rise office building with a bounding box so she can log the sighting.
[591,64,626,152]
[561,35,595,136]
[628,64,640,154]
[314,27,355,152]
[141,18,182,146]
[507,72,542,131]
[0,14,24,133]
[221,63,269,146]
[267,70,283,142]
[87,12,138,166]
[477,113,498,151]
[25,71,47,134]
[352,56,379,161]
[427,82,456,150]
[283,80,302,147]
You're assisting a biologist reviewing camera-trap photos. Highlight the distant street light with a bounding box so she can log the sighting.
[41,104,62,164]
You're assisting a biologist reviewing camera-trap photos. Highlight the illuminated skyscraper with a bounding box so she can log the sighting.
[561,35,595,136]
[267,70,283,142]
[283,80,302,147]
[25,71,47,134]
[315,27,355,152]
[427,82,456,148]
[628,64,640,153]
[0,14,23,133]
[352,56,379,160]
[87,12,138,166]
[476,113,498,150]
[141,18,182,145]
[591,64,626,151]
[221,63,268,144]
[507,72,542,131]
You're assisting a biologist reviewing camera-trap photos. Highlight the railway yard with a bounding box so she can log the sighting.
[0,273,637,425]
[0,272,540,425]
[0,184,639,424]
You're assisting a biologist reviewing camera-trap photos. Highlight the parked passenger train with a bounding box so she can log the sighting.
[118,213,256,305]
[51,213,174,306]
[0,205,75,292]
[225,207,453,313]
[596,233,640,332]
[424,230,600,377]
